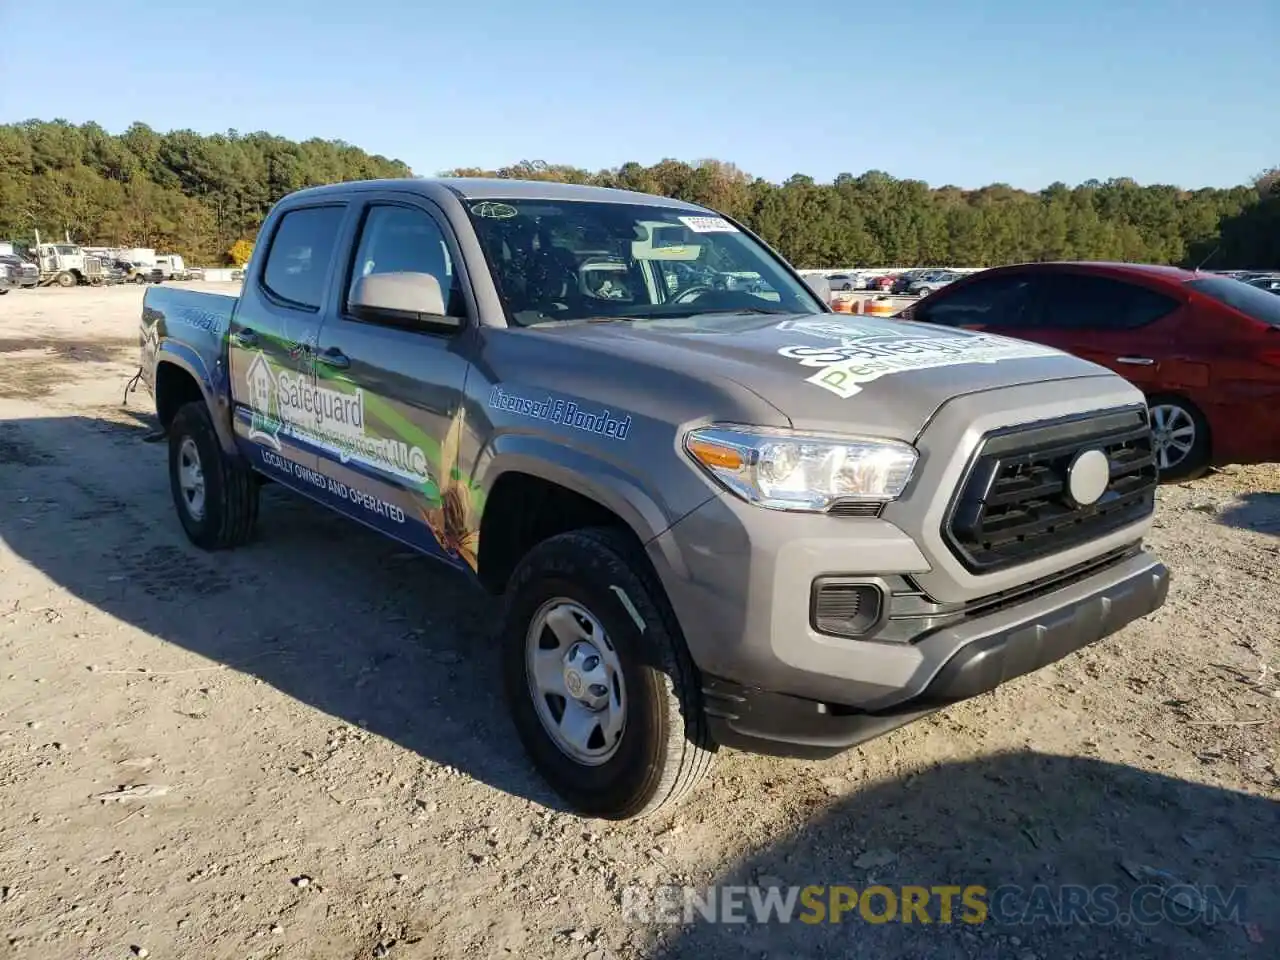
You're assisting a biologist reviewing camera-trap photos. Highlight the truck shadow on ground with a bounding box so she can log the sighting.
[1217,492,1280,538]
[643,752,1278,960]
[0,412,572,810]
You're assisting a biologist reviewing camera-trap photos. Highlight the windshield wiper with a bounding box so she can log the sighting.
[671,307,793,318]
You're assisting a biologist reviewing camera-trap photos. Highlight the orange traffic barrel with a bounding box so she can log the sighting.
[864,297,896,317]
[831,297,853,313]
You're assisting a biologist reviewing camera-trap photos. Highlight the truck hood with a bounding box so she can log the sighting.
[543,311,1119,441]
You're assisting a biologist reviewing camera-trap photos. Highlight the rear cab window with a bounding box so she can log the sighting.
[261,205,347,310]
[1186,276,1280,328]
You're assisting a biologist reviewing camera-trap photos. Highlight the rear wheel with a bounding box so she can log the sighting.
[501,527,716,819]
[168,401,259,549]
[1147,394,1210,482]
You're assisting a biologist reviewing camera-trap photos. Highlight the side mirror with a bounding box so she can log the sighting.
[350,271,462,329]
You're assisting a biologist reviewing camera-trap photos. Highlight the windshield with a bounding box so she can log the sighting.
[463,198,824,326]
[1186,276,1280,328]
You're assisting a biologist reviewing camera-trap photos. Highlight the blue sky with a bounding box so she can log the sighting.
[2,0,1275,190]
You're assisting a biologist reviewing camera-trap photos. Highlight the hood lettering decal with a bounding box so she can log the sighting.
[774,318,1063,399]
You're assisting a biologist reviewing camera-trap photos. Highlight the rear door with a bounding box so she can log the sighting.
[309,194,479,573]
[1020,273,1185,389]
[227,202,349,478]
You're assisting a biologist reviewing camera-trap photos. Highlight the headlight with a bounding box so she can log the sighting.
[683,425,918,511]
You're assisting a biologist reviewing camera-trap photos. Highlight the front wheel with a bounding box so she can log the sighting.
[501,527,716,819]
[168,401,260,549]
[55,271,75,288]
[1147,394,1210,482]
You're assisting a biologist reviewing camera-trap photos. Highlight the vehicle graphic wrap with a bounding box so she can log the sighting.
[774,317,1063,399]
[240,342,484,573]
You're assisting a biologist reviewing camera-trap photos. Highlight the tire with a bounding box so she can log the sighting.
[167,401,259,549]
[55,271,75,288]
[501,526,716,820]
[1147,393,1210,482]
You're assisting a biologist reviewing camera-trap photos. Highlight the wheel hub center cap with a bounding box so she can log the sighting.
[564,670,584,698]
[563,642,609,711]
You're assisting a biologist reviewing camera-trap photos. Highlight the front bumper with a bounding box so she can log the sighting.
[701,549,1168,758]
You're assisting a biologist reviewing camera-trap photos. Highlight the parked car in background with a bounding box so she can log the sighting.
[891,270,926,294]
[1245,275,1280,295]
[826,273,859,291]
[903,261,1280,480]
[0,252,40,292]
[127,261,164,284]
[99,259,131,284]
[908,269,963,296]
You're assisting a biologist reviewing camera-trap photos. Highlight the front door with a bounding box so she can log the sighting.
[227,202,350,484]
[310,196,478,574]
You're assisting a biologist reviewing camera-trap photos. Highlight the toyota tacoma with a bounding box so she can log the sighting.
[137,178,1170,819]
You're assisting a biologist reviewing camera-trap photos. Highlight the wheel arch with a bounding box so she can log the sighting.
[474,439,680,595]
[154,348,238,455]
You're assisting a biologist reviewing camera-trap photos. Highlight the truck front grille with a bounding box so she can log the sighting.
[943,405,1157,574]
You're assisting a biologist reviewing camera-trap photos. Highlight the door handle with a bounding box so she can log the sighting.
[1115,356,1154,366]
[315,347,350,370]
[231,328,259,347]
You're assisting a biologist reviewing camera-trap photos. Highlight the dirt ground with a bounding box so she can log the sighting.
[0,284,1277,960]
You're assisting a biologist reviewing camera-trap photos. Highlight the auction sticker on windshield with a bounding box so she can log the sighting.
[678,216,739,233]
[775,319,1062,399]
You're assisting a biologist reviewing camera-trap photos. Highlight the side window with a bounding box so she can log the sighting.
[914,275,1036,328]
[347,204,463,318]
[1036,275,1178,330]
[261,205,346,310]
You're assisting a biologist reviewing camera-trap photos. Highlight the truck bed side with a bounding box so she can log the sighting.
[140,285,240,452]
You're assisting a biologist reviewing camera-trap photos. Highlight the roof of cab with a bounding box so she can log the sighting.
[282,177,709,211]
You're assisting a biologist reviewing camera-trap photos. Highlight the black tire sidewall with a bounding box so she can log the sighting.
[501,539,679,818]
[168,403,229,548]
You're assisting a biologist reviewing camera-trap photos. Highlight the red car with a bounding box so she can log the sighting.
[904,261,1280,480]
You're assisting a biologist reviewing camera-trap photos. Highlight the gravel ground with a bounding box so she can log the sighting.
[1,284,1277,960]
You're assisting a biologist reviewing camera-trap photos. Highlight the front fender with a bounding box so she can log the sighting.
[476,433,708,546]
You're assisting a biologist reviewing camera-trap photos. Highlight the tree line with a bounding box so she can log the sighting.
[1,119,1275,269]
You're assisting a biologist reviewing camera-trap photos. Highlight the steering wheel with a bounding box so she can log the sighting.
[671,284,714,305]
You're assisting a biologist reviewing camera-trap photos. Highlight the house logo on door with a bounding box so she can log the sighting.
[245,352,282,451]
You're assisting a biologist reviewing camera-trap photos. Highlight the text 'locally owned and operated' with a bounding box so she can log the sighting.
[260,449,406,523]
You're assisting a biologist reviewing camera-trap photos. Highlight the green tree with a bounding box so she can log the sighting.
[2,118,1273,270]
